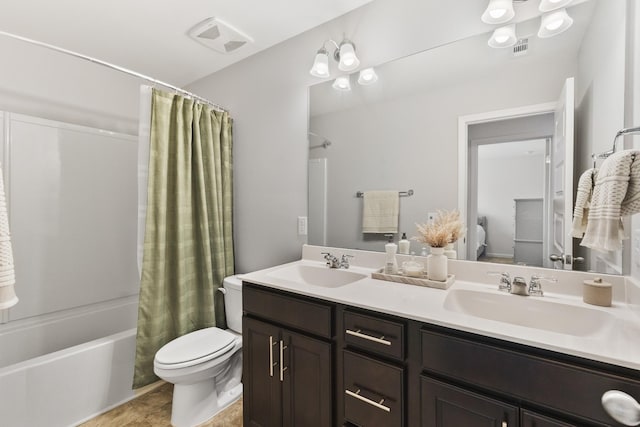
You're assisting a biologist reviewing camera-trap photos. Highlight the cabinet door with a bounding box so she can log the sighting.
[282,329,332,427]
[243,317,283,427]
[421,376,518,427]
[521,410,577,427]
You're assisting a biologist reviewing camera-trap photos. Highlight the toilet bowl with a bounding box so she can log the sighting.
[154,275,243,427]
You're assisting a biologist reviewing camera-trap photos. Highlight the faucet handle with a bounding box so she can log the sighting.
[528,275,557,297]
[488,271,511,292]
[340,254,354,268]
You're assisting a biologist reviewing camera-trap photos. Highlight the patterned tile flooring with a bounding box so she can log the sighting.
[81,382,243,426]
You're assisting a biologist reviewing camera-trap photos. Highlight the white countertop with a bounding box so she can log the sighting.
[240,246,640,372]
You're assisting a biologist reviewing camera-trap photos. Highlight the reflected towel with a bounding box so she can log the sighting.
[581,150,640,252]
[362,191,399,233]
[571,168,597,238]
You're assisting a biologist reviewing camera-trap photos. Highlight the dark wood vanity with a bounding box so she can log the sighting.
[242,281,640,426]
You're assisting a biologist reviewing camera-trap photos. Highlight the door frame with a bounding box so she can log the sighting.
[457,102,557,261]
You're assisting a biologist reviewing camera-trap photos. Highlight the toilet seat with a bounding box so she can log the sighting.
[155,327,237,369]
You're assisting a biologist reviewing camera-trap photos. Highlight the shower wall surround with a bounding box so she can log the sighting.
[0,112,139,324]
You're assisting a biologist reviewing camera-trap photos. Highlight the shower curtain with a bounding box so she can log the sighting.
[133,87,234,388]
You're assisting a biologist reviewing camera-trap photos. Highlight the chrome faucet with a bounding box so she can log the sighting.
[528,275,557,297]
[322,252,354,269]
[488,272,511,293]
[322,252,340,268]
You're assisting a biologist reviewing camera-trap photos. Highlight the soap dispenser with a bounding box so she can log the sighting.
[384,235,398,274]
[398,232,410,254]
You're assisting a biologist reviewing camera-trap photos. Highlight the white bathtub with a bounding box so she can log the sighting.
[0,296,139,427]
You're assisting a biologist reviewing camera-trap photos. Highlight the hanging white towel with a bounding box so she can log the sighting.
[581,150,640,252]
[362,191,399,233]
[571,168,597,238]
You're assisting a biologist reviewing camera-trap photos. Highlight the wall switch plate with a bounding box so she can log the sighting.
[298,216,308,236]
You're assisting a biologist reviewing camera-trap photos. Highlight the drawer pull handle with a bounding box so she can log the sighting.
[345,388,391,413]
[346,329,391,346]
[279,340,288,382]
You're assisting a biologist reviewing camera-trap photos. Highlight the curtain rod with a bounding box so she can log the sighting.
[0,30,227,113]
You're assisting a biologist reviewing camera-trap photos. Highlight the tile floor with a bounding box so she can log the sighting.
[81,382,243,426]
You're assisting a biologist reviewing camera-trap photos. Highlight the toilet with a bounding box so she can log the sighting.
[154,275,243,427]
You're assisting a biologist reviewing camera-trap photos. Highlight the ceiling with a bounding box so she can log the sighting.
[0,0,373,87]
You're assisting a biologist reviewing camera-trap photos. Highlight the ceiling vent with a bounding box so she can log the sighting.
[513,38,529,57]
[188,18,253,54]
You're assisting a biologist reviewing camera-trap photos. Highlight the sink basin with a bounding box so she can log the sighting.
[266,264,367,288]
[443,289,613,336]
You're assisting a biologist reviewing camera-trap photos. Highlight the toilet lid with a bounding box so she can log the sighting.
[155,327,236,365]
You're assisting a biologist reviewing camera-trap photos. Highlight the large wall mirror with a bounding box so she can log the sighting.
[308,0,631,275]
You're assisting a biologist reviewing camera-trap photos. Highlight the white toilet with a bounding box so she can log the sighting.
[154,275,243,427]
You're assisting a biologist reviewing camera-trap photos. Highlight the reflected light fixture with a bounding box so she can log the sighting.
[488,24,517,48]
[357,68,378,85]
[337,40,360,71]
[309,47,330,78]
[309,38,361,78]
[539,0,573,13]
[332,75,351,91]
[481,0,515,25]
[538,8,573,38]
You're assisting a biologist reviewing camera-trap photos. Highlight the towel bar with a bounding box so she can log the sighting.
[356,190,414,198]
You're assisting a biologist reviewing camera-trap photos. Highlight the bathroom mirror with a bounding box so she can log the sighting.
[308,0,629,275]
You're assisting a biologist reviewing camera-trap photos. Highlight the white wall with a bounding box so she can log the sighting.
[574,0,627,273]
[478,149,545,258]
[629,0,640,281]
[186,0,546,272]
[0,36,140,134]
[308,55,573,253]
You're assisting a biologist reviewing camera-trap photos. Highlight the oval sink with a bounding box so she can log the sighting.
[443,289,613,337]
[266,264,367,288]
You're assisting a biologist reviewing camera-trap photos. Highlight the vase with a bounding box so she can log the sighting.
[427,247,448,281]
[444,243,457,259]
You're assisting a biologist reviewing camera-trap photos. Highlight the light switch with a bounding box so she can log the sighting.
[298,216,308,236]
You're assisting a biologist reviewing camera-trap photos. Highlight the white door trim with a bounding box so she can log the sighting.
[457,102,556,260]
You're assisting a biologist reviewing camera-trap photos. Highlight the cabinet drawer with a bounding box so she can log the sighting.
[344,310,404,360]
[521,410,578,427]
[421,376,518,427]
[421,328,640,426]
[243,283,332,338]
[343,350,404,427]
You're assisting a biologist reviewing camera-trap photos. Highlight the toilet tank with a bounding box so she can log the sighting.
[223,275,242,333]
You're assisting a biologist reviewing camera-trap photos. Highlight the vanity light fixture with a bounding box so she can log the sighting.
[481,0,515,25]
[538,0,573,13]
[309,47,330,78]
[332,75,351,91]
[309,38,361,78]
[538,8,573,38]
[488,24,517,48]
[357,68,378,85]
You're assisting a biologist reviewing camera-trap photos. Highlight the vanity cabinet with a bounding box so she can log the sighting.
[243,280,640,427]
[243,285,333,427]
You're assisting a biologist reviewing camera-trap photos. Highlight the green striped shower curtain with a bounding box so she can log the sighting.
[133,89,234,388]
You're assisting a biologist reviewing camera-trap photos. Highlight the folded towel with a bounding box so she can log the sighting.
[571,168,597,238]
[362,191,399,233]
[581,150,640,252]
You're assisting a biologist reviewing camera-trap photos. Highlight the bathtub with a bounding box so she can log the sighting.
[0,295,139,427]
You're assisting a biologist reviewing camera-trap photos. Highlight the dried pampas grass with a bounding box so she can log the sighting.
[413,209,465,248]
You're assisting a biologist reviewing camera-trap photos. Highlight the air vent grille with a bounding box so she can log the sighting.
[188,17,253,54]
[513,38,529,57]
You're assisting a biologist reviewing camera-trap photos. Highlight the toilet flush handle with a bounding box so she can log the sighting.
[217,287,227,295]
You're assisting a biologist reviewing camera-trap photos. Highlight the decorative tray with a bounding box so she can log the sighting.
[371,268,455,290]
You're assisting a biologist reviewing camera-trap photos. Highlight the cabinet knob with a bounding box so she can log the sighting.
[602,390,640,426]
